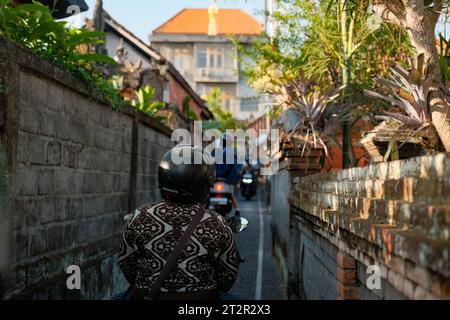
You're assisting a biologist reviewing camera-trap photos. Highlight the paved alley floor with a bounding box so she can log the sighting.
[228,186,287,300]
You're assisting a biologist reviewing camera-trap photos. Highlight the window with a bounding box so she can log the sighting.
[174,54,181,69]
[225,97,231,112]
[198,47,225,70]
[217,52,223,68]
[209,52,215,68]
[197,48,207,68]
[173,48,189,71]
[225,49,235,69]
[209,48,224,69]
[196,84,208,97]
[240,98,260,112]
[181,54,188,69]
[222,92,234,113]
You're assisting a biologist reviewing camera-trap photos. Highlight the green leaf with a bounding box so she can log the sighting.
[15,3,49,13]
[325,0,335,15]
[66,32,104,47]
[75,54,117,65]
[384,138,399,162]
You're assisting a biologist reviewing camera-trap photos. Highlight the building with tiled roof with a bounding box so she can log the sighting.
[150,3,266,121]
[87,1,214,127]
[152,8,263,36]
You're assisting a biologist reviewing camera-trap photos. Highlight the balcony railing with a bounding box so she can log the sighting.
[194,68,238,83]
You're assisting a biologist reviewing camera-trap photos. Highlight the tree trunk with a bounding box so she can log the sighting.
[405,4,450,151]
[340,0,354,168]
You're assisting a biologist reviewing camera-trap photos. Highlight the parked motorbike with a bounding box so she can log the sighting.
[240,172,257,200]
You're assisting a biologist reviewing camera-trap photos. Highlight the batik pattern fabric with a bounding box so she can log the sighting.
[119,202,239,293]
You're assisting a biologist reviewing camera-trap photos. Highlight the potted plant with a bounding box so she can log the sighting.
[362,54,440,162]
[276,80,345,172]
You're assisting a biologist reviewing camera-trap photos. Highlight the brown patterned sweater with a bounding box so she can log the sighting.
[118,202,239,293]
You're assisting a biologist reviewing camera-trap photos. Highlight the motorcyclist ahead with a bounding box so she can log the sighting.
[117,145,240,300]
[213,134,243,215]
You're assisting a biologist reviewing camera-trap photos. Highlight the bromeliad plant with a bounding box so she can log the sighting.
[279,79,343,156]
[363,54,432,131]
[363,53,443,153]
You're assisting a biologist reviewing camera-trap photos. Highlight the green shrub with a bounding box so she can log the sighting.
[0,0,126,109]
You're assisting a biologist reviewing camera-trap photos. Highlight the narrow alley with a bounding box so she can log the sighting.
[1,0,450,305]
[229,188,286,300]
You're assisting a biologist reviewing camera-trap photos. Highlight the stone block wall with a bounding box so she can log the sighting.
[0,38,173,299]
[135,117,172,208]
[269,147,325,295]
[270,166,291,287]
[288,153,450,300]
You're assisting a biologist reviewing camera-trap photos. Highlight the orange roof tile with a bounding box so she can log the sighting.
[152,8,263,36]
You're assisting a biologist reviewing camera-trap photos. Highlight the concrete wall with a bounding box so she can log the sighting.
[0,38,173,300]
[269,149,325,296]
[269,166,290,288]
[288,153,450,300]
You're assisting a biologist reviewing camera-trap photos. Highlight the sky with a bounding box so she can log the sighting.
[66,0,266,43]
[65,1,450,44]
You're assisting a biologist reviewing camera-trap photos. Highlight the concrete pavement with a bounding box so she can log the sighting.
[229,185,286,300]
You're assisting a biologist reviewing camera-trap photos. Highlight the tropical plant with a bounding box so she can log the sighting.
[0,0,115,69]
[438,33,450,85]
[326,0,450,152]
[111,75,124,91]
[279,80,343,155]
[203,87,241,131]
[183,96,199,121]
[132,86,166,122]
[363,54,432,131]
[239,0,412,167]
[0,0,127,110]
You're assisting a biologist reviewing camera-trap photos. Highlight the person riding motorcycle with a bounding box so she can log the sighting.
[117,145,240,300]
[213,134,243,215]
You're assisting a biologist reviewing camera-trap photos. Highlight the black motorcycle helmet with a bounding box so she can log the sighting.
[158,145,215,204]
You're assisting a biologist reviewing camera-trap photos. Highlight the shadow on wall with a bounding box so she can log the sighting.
[288,153,450,300]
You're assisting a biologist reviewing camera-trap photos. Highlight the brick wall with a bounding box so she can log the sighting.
[0,38,174,299]
[288,153,450,300]
[168,73,203,119]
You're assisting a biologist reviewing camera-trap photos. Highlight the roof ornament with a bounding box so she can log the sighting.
[109,39,143,97]
[208,0,219,36]
[124,59,143,74]
[114,38,128,64]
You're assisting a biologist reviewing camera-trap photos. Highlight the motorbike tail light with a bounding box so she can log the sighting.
[215,183,224,192]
